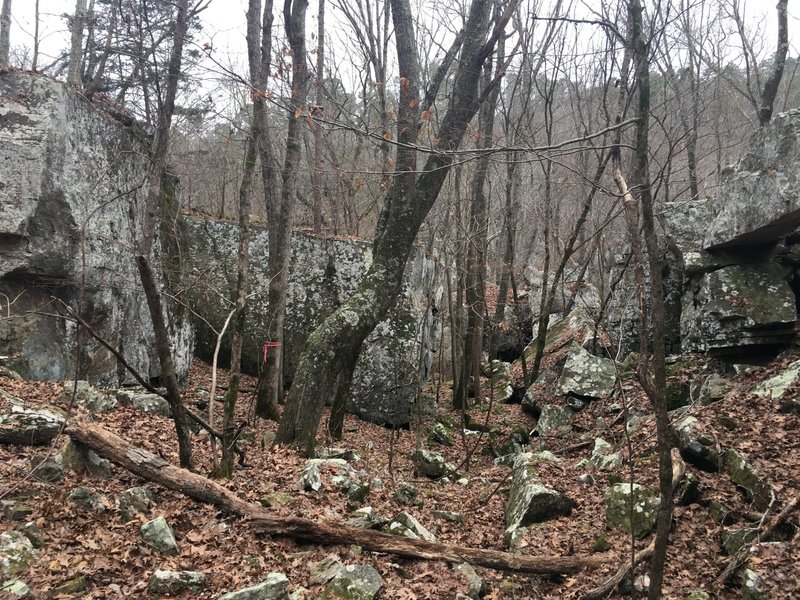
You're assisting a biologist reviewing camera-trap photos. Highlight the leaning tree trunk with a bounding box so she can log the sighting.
[758,0,788,127]
[255,0,309,420]
[134,0,193,469]
[277,0,511,454]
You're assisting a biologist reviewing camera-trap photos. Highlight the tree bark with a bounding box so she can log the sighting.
[311,0,325,234]
[758,0,788,126]
[0,0,11,65]
[256,0,309,420]
[67,0,88,86]
[134,0,193,470]
[66,420,608,576]
[277,0,514,453]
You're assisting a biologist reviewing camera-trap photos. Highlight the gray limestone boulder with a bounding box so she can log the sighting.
[140,516,180,556]
[118,486,156,521]
[309,554,344,586]
[0,404,65,446]
[69,486,107,511]
[346,507,387,530]
[0,72,193,387]
[505,457,575,543]
[62,380,117,412]
[58,439,113,478]
[454,563,486,600]
[0,531,36,578]
[489,360,514,403]
[681,260,796,354]
[410,448,457,479]
[428,422,455,446]
[218,573,290,600]
[604,483,659,538]
[753,359,800,413]
[675,415,720,473]
[723,450,774,512]
[148,570,206,594]
[705,109,800,249]
[387,511,437,542]
[534,405,575,437]
[321,565,382,600]
[119,393,171,417]
[555,344,617,399]
[181,216,439,427]
[588,438,622,471]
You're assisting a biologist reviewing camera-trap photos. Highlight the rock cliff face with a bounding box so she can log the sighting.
[0,72,193,385]
[608,110,800,358]
[179,217,440,426]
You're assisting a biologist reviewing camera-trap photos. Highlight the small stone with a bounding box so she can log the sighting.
[321,564,382,600]
[30,454,64,482]
[0,580,31,597]
[722,528,758,555]
[604,483,659,538]
[140,516,180,556]
[410,448,457,479]
[678,473,702,506]
[534,405,575,438]
[148,570,206,594]
[346,507,387,530]
[723,449,773,511]
[432,510,465,523]
[388,511,437,542]
[685,591,710,600]
[454,563,485,600]
[118,486,155,520]
[258,491,295,508]
[4,502,33,521]
[393,482,419,505]
[0,405,65,446]
[68,486,106,511]
[298,462,322,492]
[589,438,621,470]
[218,573,290,600]
[308,554,344,586]
[15,522,44,549]
[0,531,36,578]
[429,422,454,446]
[51,576,88,595]
[58,440,113,478]
[739,568,768,600]
[62,380,117,413]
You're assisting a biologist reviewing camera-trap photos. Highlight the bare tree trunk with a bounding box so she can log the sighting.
[84,1,118,98]
[250,0,279,422]
[134,0,193,470]
[311,0,325,234]
[758,0,788,126]
[31,0,40,71]
[626,1,672,596]
[277,0,512,454]
[0,0,11,65]
[67,0,88,86]
[454,39,501,410]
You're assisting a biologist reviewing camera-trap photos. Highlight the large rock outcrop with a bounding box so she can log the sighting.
[0,72,193,386]
[180,217,440,426]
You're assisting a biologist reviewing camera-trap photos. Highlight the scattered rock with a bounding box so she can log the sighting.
[148,569,206,594]
[29,454,64,482]
[58,439,113,478]
[0,366,23,380]
[685,591,710,600]
[0,580,31,597]
[118,486,155,521]
[554,344,616,399]
[0,531,36,578]
[131,393,172,416]
[432,510,465,523]
[62,380,117,412]
[708,500,736,526]
[429,422,455,446]
[140,516,180,556]
[309,554,344,586]
[51,575,88,595]
[739,567,768,600]
[588,438,622,470]
[346,507,387,530]
[393,482,419,506]
[410,448,457,479]
[490,360,514,403]
[694,374,731,404]
[455,562,486,599]
[604,482,659,538]
[675,415,720,473]
[678,472,702,506]
[723,449,774,511]
[298,461,323,492]
[0,405,65,445]
[68,486,106,511]
[722,527,758,555]
[753,359,800,413]
[15,523,43,549]
[321,564,383,600]
[3,502,33,521]
[218,573,290,600]
[258,491,294,509]
[534,405,575,438]
[387,511,437,542]
[505,457,575,543]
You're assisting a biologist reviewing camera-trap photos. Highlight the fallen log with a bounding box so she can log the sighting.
[67,420,608,575]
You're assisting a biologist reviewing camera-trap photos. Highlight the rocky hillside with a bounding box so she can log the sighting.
[1,317,797,598]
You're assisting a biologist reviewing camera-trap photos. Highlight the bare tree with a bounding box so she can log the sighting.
[0,0,11,65]
[67,0,89,85]
[758,0,788,126]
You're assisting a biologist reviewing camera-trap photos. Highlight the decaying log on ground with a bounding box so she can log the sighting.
[581,449,686,599]
[67,420,608,575]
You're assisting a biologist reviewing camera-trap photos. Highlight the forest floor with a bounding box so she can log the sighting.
[1,351,799,599]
